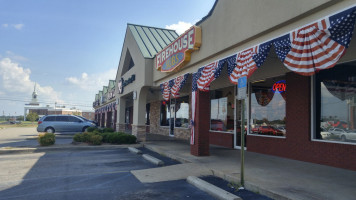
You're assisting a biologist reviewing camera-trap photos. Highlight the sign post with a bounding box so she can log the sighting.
[237,76,247,187]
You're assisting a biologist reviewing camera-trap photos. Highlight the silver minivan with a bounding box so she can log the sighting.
[37,115,96,133]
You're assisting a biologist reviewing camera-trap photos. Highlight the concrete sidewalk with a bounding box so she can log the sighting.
[143,140,356,200]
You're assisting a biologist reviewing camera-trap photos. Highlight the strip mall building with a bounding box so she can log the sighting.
[94,0,356,171]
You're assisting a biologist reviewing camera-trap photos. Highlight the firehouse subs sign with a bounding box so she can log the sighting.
[155,26,201,72]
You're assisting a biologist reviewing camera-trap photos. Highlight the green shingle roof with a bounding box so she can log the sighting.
[108,80,115,90]
[103,86,108,94]
[128,24,179,58]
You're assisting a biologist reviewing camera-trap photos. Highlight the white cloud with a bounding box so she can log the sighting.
[165,21,193,35]
[5,51,28,62]
[2,24,8,28]
[0,58,62,103]
[66,69,116,92]
[12,24,24,30]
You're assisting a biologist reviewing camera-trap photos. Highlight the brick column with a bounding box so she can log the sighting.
[191,90,210,156]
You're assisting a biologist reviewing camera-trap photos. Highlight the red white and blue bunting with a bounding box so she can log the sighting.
[156,5,356,144]
[273,6,356,75]
[160,73,189,101]
[95,101,117,114]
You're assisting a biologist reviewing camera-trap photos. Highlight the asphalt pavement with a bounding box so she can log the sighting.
[0,148,216,200]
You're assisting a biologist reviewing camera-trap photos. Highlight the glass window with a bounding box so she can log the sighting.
[175,96,189,128]
[44,116,55,121]
[315,64,356,143]
[210,87,234,132]
[56,116,69,122]
[250,76,286,137]
[160,101,170,126]
[69,116,82,122]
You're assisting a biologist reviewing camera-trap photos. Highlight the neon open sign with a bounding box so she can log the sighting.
[272,80,286,93]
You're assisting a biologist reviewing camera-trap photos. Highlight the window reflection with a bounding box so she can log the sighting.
[250,76,286,137]
[210,87,234,132]
[317,64,356,143]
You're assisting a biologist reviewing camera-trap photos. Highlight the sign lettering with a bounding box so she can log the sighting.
[272,80,286,93]
[155,26,201,72]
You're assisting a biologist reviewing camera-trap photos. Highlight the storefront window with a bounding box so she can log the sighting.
[315,64,356,144]
[210,87,234,132]
[250,76,286,137]
[160,101,170,126]
[175,96,189,128]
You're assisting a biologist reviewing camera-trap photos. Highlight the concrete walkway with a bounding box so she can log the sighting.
[143,140,356,200]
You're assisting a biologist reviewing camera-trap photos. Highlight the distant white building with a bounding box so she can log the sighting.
[24,84,53,120]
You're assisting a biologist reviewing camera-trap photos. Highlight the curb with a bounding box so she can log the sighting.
[128,147,142,154]
[26,135,74,140]
[187,176,241,200]
[0,144,143,155]
[210,169,292,200]
[142,154,164,166]
[143,143,292,200]
[143,143,192,164]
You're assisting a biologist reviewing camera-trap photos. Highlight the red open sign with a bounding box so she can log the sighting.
[272,80,286,93]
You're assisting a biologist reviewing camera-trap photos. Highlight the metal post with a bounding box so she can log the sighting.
[240,99,245,187]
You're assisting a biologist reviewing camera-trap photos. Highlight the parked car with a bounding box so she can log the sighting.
[210,119,226,131]
[37,115,96,133]
[254,126,284,136]
[345,130,356,141]
[320,128,331,139]
[328,128,347,136]
[76,116,98,126]
[328,128,356,141]
[277,126,286,134]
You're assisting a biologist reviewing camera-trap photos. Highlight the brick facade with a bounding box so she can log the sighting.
[209,131,234,148]
[149,101,191,140]
[247,72,356,171]
[191,90,210,156]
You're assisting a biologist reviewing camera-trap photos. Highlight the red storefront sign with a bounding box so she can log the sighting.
[155,26,201,72]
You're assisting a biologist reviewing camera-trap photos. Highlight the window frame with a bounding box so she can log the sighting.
[310,72,356,146]
[159,96,190,129]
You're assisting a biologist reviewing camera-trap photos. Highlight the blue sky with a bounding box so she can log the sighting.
[0,0,215,116]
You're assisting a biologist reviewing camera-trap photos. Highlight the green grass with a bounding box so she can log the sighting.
[0,122,37,129]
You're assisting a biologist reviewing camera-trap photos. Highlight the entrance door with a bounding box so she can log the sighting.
[234,99,247,149]
[169,104,175,136]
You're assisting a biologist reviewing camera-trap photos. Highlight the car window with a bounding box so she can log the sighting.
[56,116,69,122]
[43,116,55,121]
[262,126,268,128]
[68,116,82,123]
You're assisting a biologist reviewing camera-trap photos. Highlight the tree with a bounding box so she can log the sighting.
[26,112,39,122]
[72,111,81,116]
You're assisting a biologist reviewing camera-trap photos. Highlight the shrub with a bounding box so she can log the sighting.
[73,133,83,142]
[38,133,55,146]
[93,129,101,135]
[103,127,115,133]
[90,135,103,145]
[86,127,97,132]
[100,132,110,143]
[82,132,95,143]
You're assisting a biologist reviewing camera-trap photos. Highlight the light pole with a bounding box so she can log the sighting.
[55,102,57,114]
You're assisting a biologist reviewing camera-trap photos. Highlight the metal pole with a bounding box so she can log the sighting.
[240,99,245,187]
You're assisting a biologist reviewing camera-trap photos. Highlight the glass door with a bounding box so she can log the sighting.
[234,99,247,149]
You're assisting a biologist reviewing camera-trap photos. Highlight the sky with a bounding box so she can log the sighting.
[0,0,216,116]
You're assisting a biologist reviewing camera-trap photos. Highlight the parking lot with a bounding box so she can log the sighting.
[0,148,216,200]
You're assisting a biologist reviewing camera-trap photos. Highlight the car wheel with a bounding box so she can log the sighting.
[45,127,55,134]
[341,135,346,142]
[82,126,89,132]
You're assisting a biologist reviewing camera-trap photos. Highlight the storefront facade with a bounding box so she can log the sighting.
[93,80,116,129]
[94,0,356,171]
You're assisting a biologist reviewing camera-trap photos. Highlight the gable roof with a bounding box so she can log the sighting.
[128,23,179,58]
